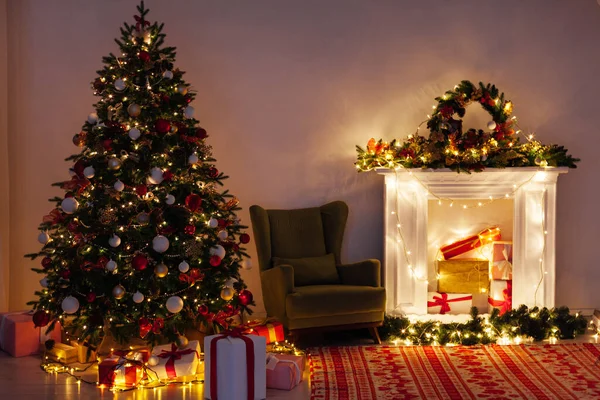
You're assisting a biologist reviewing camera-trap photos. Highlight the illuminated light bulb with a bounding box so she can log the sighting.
[505,194,509,198]
[391,211,395,215]
[438,200,442,205]
[406,251,411,255]
[478,202,482,207]
[463,205,467,209]
[449,202,454,207]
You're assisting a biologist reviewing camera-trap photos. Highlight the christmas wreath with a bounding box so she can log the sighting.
[355,80,579,173]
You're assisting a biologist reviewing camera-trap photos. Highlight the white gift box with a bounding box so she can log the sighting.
[204,333,266,400]
[151,340,200,380]
[427,292,473,315]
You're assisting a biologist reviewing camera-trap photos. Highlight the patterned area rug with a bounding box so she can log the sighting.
[309,343,600,399]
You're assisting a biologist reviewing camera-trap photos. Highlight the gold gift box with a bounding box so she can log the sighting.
[71,340,98,363]
[437,259,490,294]
[41,342,78,364]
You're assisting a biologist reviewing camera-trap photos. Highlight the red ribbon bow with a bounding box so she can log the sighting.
[42,209,64,225]
[60,177,90,194]
[488,281,513,315]
[427,293,472,315]
[157,343,198,379]
[210,328,255,400]
[134,15,150,32]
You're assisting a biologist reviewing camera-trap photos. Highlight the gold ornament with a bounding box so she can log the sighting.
[176,85,188,95]
[127,103,141,117]
[154,263,168,278]
[99,208,118,225]
[169,125,178,135]
[220,287,234,301]
[107,157,122,170]
[112,284,126,299]
[176,335,189,348]
[72,133,85,147]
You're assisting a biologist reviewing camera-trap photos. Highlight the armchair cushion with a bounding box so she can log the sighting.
[273,253,339,286]
[268,207,327,259]
[337,259,381,287]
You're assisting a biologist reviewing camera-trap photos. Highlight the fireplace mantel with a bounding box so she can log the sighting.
[377,167,568,316]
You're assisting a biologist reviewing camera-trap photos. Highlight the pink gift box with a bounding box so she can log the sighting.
[0,311,61,357]
[266,353,304,390]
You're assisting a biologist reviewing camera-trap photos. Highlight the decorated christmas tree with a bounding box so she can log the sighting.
[26,1,254,347]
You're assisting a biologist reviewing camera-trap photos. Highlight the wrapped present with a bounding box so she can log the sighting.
[152,340,200,380]
[490,242,513,280]
[71,340,98,363]
[98,355,119,386]
[427,292,473,315]
[266,353,304,390]
[246,319,284,344]
[488,280,512,315]
[42,342,78,364]
[440,227,501,260]
[437,259,489,294]
[98,353,144,387]
[204,330,267,400]
[0,311,61,357]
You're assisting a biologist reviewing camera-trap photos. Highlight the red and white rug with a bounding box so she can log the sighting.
[309,343,600,399]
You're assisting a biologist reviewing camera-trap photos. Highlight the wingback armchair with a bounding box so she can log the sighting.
[249,201,385,343]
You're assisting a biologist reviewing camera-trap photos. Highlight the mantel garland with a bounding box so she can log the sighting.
[355,81,579,173]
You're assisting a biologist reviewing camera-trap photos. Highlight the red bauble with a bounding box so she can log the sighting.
[208,167,219,178]
[218,219,227,228]
[224,304,235,315]
[135,185,148,196]
[41,257,52,268]
[73,160,86,177]
[209,255,222,267]
[238,289,253,306]
[185,194,202,212]
[33,310,50,328]
[162,170,173,181]
[138,50,151,62]
[239,233,251,244]
[102,139,113,151]
[487,99,495,107]
[86,292,96,303]
[155,119,171,134]
[198,304,209,315]
[184,225,196,235]
[132,254,149,271]
[196,128,208,139]
[60,269,71,279]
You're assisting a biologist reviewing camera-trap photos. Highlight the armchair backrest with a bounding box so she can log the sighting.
[249,201,349,271]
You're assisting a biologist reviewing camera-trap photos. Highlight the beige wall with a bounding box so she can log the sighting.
[0,0,9,311]
[4,0,600,312]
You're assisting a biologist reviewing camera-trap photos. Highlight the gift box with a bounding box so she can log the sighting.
[204,332,267,400]
[440,227,501,260]
[490,242,513,280]
[488,280,512,315]
[98,355,119,386]
[246,319,284,344]
[71,340,98,363]
[42,342,78,364]
[266,353,304,390]
[437,259,490,294]
[427,292,473,315]
[151,340,200,380]
[0,311,62,357]
[114,360,143,387]
[98,352,145,387]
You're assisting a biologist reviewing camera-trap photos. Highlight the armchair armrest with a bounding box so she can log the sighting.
[337,259,381,287]
[260,265,295,322]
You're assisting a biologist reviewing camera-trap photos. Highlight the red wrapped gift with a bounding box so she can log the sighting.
[98,356,119,386]
[490,242,513,280]
[246,320,284,344]
[98,355,142,387]
[0,311,61,357]
[440,227,501,260]
[266,353,304,390]
[488,280,512,316]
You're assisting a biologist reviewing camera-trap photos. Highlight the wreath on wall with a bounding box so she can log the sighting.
[355,80,579,173]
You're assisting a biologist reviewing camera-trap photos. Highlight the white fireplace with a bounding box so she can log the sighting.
[377,167,568,316]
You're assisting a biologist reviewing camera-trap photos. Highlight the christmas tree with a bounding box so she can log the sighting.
[26,1,254,346]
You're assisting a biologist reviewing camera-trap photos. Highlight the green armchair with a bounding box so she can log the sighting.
[249,201,385,343]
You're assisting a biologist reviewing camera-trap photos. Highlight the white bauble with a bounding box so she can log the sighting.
[217,230,228,240]
[163,70,173,80]
[152,235,170,253]
[210,245,226,259]
[108,234,121,248]
[183,106,195,119]
[40,276,49,288]
[114,180,125,192]
[129,127,141,140]
[208,218,219,228]
[61,197,79,214]
[224,278,237,287]
[178,260,190,273]
[87,113,98,124]
[148,167,164,185]
[487,121,497,131]
[165,194,175,205]
[105,259,117,272]
[188,154,199,165]
[83,166,95,178]
[148,355,159,366]
[61,296,80,314]
[114,78,126,91]
[166,296,184,313]
[240,259,252,270]
[38,232,50,244]
[132,291,144,304]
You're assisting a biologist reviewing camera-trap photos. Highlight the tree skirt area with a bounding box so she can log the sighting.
[308,343,600,400]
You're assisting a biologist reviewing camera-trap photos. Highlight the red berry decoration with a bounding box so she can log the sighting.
[196,128,208,139]
[218,219,228,228]
[97,256,109,268]
[86,292,96,303]
[33,310,50,327]
[238,289,253,306]
[138,50,151,62]
[209,255,222,267]
[155,119,171,134]
[208,167,219,178]
[239,233,251,244]
[198,304,209,315]
[184,225,196,235]
[135,184,148,196]
[41,257,52,268]
[132,254,148,271]
[185,194,202,212]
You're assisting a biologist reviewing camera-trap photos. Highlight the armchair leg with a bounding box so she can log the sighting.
[368,326,381,344]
